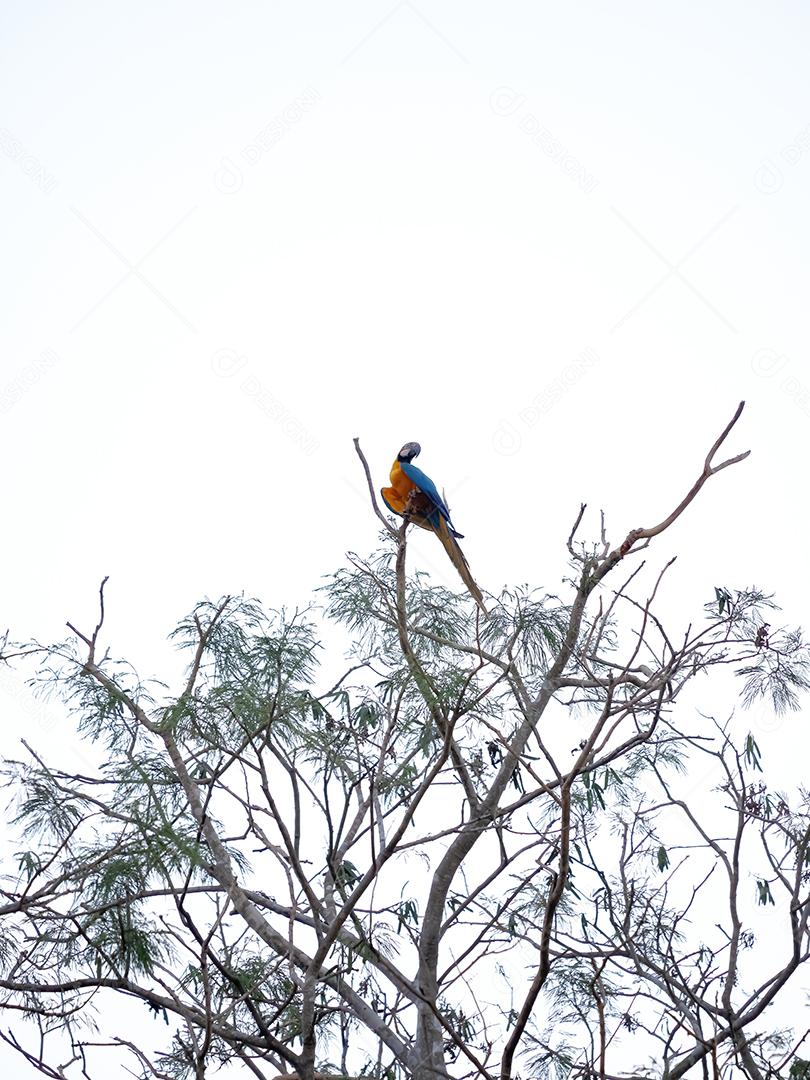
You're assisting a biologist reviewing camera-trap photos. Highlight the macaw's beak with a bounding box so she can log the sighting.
[398,441,421,462]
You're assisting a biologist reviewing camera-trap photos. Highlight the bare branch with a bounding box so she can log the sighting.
[609,401,750,561]
[353,437,398,539]
[66,574,109,664]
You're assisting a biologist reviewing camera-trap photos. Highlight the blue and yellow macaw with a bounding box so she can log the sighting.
[381,441,487,614]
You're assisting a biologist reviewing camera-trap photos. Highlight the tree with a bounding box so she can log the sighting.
[1,403,809,1080]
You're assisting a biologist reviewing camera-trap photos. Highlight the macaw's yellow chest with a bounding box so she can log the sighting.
[389,459,417,499]
[381,459,422,517]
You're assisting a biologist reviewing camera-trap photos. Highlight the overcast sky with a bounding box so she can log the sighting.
[2,2,810,1073]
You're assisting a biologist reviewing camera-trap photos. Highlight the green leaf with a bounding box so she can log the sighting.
[744,733,763,772]
[15,850,41,881]
[756,878,775,906]
[336,860,363,888]
[396,898,419,932]
[352,704,378,732]
[586,781,605,813]
[350,936,379,962]
[603,767,623,788]
[714,586,732,614]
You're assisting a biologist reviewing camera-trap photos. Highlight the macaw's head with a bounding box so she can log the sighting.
[397,441,421,463]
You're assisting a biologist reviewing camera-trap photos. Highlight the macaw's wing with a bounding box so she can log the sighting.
[381,487,403,516]
[400,461,463,537]
[435,518,487,615]
[383,458,486,613]
[380,485,436,532]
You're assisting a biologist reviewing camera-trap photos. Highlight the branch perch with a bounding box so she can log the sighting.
[610,401,750,561]
[353,438,398,540]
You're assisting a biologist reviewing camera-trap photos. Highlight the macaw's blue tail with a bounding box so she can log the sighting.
[435,518,487,615]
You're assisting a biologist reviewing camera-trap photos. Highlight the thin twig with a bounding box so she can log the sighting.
[567,503,587,556]
[66,575,109,666]
[610,402,750,561]
[353,438,398,539]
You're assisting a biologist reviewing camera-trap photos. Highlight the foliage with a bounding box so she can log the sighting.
[0,411,809,1080]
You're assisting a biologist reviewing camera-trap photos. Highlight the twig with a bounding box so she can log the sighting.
[183,598,232,698]
[567,503,587,556]
[66,576,109,666]
[0,1029,65,1078]
[610,402,749,561]
[353,438,398,539]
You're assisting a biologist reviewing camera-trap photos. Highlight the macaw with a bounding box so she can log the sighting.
[381,441,487,614]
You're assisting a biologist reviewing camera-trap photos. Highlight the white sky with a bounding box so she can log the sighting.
[2,2,810,1075]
